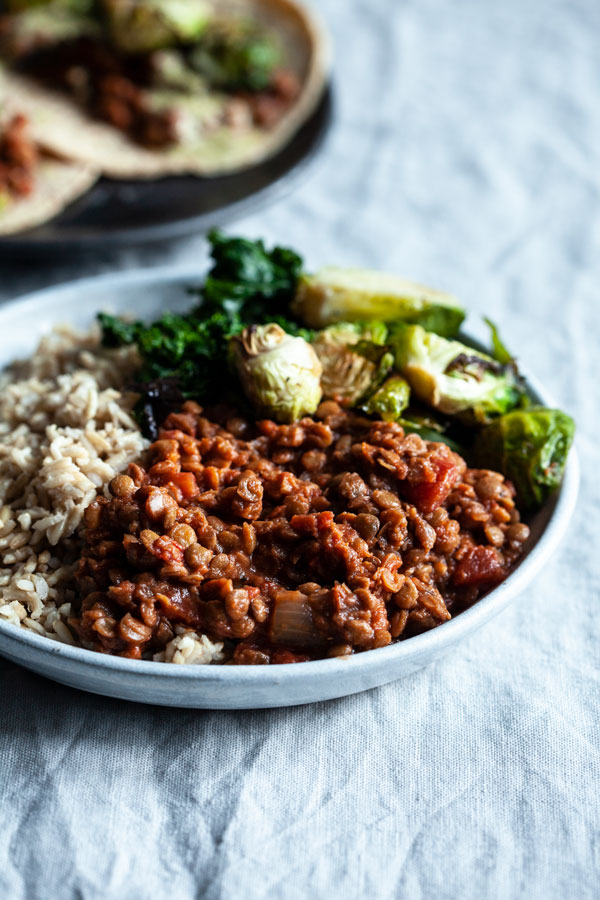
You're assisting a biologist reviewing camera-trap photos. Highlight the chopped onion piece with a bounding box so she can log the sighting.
[269,591,325,649]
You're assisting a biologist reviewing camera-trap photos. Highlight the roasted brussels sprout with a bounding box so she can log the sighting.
[312,322,392,406]
[293,267,465,337]
[189,19,280,92]
[355,354,466,449]
[362,375,411,421]
[473,407,575,509]
[316,320,389,346]
[393,324,523,425]
[102,0,210,54]
[231,323,322,423]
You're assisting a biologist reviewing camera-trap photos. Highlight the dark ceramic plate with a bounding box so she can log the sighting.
[0,85,332,259]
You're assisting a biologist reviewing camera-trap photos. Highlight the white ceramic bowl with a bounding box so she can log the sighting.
[0,270,579,708]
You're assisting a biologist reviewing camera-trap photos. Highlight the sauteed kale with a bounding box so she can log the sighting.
[99,230,308,435]
[99,231,574,509]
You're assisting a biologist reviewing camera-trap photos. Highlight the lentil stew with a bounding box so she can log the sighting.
[71,400,530,664]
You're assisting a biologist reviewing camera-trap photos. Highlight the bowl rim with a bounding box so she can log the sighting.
[0,267,580,684]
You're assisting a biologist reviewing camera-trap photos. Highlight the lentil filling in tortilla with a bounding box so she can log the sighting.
[0,0,329,177]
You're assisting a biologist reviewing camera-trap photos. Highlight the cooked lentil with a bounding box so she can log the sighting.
[0,113,38,198]
[70,400,530,664]
[13,36,301,147]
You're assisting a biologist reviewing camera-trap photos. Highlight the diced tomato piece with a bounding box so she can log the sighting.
[317,510,335,530]
[173,471,199,500]
[271,649,311,664]
[156,589,202,626]
[453,546,505,587]
[289,514,319,536]
[403,455,460,513]
[152,535,184,565]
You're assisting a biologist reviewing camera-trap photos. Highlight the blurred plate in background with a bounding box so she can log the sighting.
[0,85,332,260]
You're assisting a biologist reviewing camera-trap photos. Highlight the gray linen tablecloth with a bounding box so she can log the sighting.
[1,0,599,897]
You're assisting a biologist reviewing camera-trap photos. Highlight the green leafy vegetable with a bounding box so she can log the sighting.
[393,323,524,425]
[200,229,303,320]
[138,310,243,393]
[484,317,514,366]
[102,0,210,53]
[97,312,142,348]
[100,307,241,396]
[98,231,304,434]
[189,18,280,92]
[473,407,575,509]
[362,375,411,421]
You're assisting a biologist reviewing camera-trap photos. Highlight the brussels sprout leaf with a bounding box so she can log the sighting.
[473,407,575,509]
[484,317,513,365]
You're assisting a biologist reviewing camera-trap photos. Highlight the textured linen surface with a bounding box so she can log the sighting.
[1,0,599,897]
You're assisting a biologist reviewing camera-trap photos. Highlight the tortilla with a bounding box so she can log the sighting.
[0,156,97,234]
[0,0,330,179]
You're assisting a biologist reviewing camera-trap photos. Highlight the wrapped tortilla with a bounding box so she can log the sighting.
[0,110,96,234]
[0,0,330,179]
[0,157,96,234]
